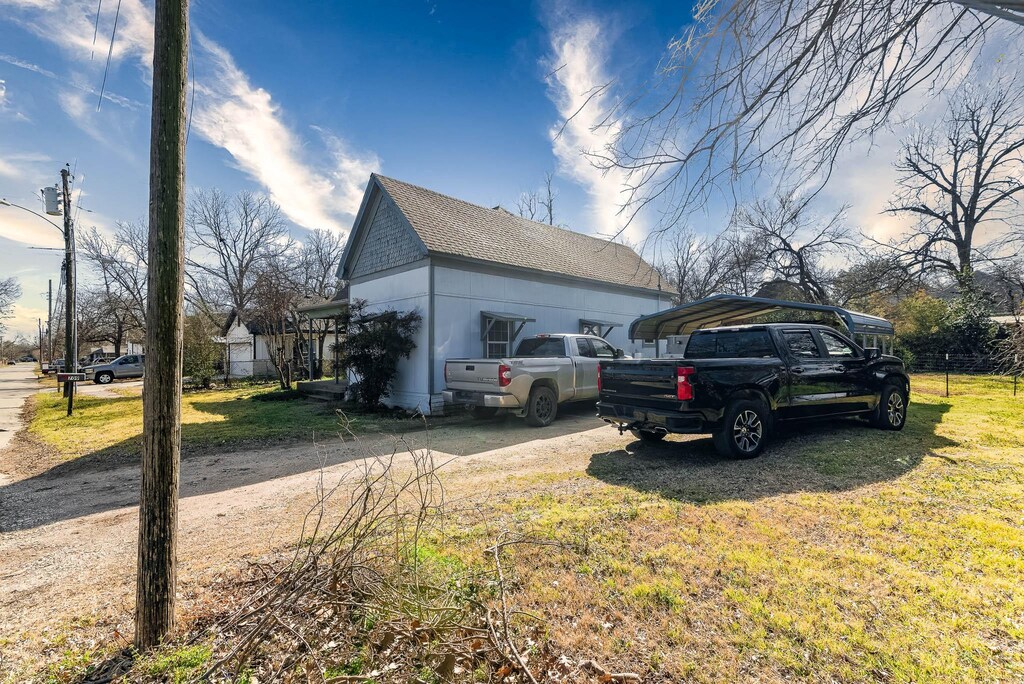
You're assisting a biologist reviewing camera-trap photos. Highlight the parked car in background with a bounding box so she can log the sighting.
[42,359,65,374]
[84,354,146,384]
[443,333,626,427]
[598,324,909,458]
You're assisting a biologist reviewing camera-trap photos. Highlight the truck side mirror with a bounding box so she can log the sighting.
[864,347,881,360]
[615,348,625,358]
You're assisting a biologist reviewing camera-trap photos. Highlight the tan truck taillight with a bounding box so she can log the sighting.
[498,364,512,387]
[676,366,695,401]
[597,363,602,392]
[444,362,449,382]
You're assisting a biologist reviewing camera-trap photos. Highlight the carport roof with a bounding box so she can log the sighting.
[628,294,894,340]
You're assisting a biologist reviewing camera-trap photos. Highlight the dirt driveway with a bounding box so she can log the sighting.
[0,400,628,671]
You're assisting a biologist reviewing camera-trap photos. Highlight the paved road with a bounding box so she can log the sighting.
[0,363,37,459]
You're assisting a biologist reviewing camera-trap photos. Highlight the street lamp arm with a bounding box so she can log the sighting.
[0,198,65,233]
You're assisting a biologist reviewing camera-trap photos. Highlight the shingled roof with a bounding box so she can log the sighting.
[372,174,664,293]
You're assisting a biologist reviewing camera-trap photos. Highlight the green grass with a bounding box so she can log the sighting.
[28,384,368,461]
[429,374,1024,682]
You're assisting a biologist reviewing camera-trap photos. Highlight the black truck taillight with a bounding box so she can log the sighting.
[676,366,695,401]
[498,364,512,387]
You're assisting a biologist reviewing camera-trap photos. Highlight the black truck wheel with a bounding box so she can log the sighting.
[471,406,499,419]
[630,428,666,443]
[713,399,770,459]
[524,386,558,427]
[870,383,907,431]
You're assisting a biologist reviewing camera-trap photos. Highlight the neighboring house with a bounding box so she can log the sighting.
[212,318,282,378]
[335,173,672,414]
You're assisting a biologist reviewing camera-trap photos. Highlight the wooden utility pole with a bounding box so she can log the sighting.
[135,0,189,651]
[60,167,76,413]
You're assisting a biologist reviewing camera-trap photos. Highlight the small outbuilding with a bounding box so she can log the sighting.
[337,174,672,414]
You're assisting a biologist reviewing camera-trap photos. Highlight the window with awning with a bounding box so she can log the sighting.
[481,311,535,359]
[579,318,621,338]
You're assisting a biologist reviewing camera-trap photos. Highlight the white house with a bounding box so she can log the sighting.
[336,174,672,414]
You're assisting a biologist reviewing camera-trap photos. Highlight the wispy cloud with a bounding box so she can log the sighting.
[544,13,641,243]
[191,35,380,231]
[0,0,379,232]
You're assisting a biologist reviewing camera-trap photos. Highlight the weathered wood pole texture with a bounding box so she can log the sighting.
[135,0,189,651]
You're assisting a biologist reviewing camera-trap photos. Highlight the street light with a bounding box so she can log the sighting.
[1,184,79,416]
[0,198,64,233]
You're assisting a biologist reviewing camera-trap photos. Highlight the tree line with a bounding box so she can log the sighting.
[653,78,1024,366]
[75,188,345,387]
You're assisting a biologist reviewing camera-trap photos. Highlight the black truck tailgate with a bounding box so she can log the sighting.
[600,360,682,407]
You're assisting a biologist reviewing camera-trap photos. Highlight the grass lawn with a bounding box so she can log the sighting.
[27,383,372,461]
[428,374,1024,682]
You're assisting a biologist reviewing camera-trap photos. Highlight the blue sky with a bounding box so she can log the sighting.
[0,0,934,338]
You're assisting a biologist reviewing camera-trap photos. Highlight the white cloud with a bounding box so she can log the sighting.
[0,1,380,233]
[544,14,642,243]
[191,35,379,232]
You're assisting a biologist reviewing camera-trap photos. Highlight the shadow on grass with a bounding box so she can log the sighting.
[586,401,955,504]
[0,396,603,532]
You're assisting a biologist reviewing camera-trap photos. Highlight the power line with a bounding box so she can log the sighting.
[90,0,104,60]
[96,0,123,111]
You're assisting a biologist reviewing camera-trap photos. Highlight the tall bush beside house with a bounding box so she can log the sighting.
[182,315,220,389]
[340,299,421,409]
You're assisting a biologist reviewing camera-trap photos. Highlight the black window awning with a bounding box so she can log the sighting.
[628,294,894,340]
[579,318,621,337]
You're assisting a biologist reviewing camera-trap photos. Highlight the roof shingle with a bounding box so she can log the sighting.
[373,174,664,293]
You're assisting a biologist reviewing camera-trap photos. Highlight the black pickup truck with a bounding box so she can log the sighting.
[597,323,910,459]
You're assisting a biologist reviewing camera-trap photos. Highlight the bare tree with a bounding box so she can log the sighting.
[515,172,559,225]
[249,255,302,389]
[0,277,20,333]
[80,221,149,349]
[295,229,346,372]
[186,189,292,321]
[658,226,731,303]
[883,82,1024,284]
[731,191,850,304]
[598,0,1018,235]
[541,171,557,226]
[515,190,539,221]
[831,255,917,307]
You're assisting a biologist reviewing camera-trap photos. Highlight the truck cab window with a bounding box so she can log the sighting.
[575,338,595,357]
[591,339,616,358]
[514,337,565,357]
[819,331,857,358]
[685,330,775,359]
[783,331,821,358]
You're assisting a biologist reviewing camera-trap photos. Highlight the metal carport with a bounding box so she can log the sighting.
[629,294,894,352]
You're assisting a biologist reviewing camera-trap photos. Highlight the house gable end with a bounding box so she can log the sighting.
[340,179,427,280]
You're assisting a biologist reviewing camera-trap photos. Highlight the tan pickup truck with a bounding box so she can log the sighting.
[442,333,625,427]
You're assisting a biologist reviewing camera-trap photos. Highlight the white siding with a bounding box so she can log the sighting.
[349,263,432,412]
[431,264,670,395]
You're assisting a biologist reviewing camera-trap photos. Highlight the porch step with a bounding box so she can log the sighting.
[296,380,349,402]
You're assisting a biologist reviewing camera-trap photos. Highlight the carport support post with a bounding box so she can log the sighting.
[136,0,188,652]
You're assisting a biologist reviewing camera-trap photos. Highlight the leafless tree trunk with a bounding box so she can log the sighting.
[731,191,850,304]
[882,80,1024,285]
[657,226,731,303]
[598,0,1015,236]
[0,277,21,334]
[185,189,291,322]
[136,0,188,652]
[541,172,557,226]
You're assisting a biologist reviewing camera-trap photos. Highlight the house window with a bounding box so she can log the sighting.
[485,319,512,359]
[580,321,600,336]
